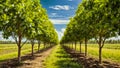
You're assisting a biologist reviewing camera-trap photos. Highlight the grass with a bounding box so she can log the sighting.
[68,44,120,63]
[0,44,44,62]
[84,44,120,49]
[44,45,82,68]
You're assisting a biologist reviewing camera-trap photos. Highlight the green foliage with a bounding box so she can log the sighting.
[61,0,120,63]
[0,0,58,63]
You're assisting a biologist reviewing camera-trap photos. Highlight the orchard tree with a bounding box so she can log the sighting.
[0,0,50,63]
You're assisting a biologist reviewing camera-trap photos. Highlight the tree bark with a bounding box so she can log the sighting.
[98,36,106,63]
[31,40,34,56]
[38,41,40,52]
[17,35,22,64]
[72,42,73,49]
[75,41,77,51]
[50,43,51,47]
[80,41,82,53]
[18,45,21,64]
[99,46,102,63]
[44,42,45,48]
[85,38,88,57]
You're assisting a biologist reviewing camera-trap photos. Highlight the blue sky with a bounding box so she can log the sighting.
[40,0,82,39]
[0,0,82,41]
[0,0,120,41]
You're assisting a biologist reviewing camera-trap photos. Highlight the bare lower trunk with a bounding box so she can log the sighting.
[32,44,34,56]
[99,46,102,63]
[31,40,35,56]
[17,35,22,64]
[80,42,82,53]
[18,45,21,64]
[85,38,88,57]
[38,41,40,52]
[72,42,73,49]
[75,41,77,51]
[69,43,70,48]
[44,42,46,48]
[50,43,51,47]
[97,36,106,63]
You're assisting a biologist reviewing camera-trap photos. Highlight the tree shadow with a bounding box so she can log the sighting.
[53,46,82,68]
[0,46,54,68]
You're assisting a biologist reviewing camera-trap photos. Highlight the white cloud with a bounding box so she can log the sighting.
[50,19,69,24]
[61,28,65,33]
[49,5,73,10]
[56,28,66,40]
[51,13,57,16]
[68,0,73,1]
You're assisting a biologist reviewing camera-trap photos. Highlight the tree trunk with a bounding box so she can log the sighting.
[72,42,73,49]
[69,43,70,48]
[50,43,51,47]
[31,40,34,57]
[75,41,77,51]
[18,45,21,64]
[17,35,22,64]
[32,44,34,56]
[99,46,102,63]
[38,41,40,52]
[85,38,88,57]
[80,41,82,53]
[44,42,45,48]
[98,36,102,63]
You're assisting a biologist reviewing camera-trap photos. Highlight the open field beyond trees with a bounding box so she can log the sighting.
[66,44,120,63]
[0,44,44,62]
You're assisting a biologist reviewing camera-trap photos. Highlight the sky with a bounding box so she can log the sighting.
[40,0,82,39]
[0,0,82,41]
[0,0,119,41]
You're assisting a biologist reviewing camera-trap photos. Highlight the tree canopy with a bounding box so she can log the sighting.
[60,0,120,63]
[0,0,58,63]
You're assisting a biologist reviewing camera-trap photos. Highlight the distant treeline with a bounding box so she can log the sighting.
[0,41,15,44]
[0,41,43,44]
[89,40,120,44]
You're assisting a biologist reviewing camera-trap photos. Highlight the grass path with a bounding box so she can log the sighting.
[44,45,82,68]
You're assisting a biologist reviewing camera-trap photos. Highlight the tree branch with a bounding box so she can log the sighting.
[12,33,18,46]
[101,37,107,48]
[95,37,99,44]
[21,39,28,48]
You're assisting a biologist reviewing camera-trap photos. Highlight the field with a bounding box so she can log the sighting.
[0,44,44,62]
[44,45,82,68]
[68,44,120,63]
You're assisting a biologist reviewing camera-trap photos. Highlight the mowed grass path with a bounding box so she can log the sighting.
[0,44,44,61]
[44,45,82,68]
[69,44,120,63]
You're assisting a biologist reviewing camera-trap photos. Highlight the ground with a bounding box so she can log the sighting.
[17,47,54,68]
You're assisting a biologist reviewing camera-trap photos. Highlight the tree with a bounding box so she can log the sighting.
[0,0,52,63]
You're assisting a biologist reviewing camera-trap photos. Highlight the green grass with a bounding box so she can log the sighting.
[0,44,44,62]
[84,44,120,49]
[44,45,82,68]
[68,44,120,63]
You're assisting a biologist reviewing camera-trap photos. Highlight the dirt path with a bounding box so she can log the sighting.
[17,47,55,68]
[63,46,120,68]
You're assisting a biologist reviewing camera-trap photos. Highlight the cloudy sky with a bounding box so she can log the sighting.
[40,0,82,39]
[0,0,82,41]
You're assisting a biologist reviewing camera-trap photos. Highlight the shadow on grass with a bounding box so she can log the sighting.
[0,46,54,68]
[54,60,82,68]
[53,46,82,68]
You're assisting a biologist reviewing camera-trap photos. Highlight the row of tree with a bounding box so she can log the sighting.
[60,0,120,63]
[0,0,58,63]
